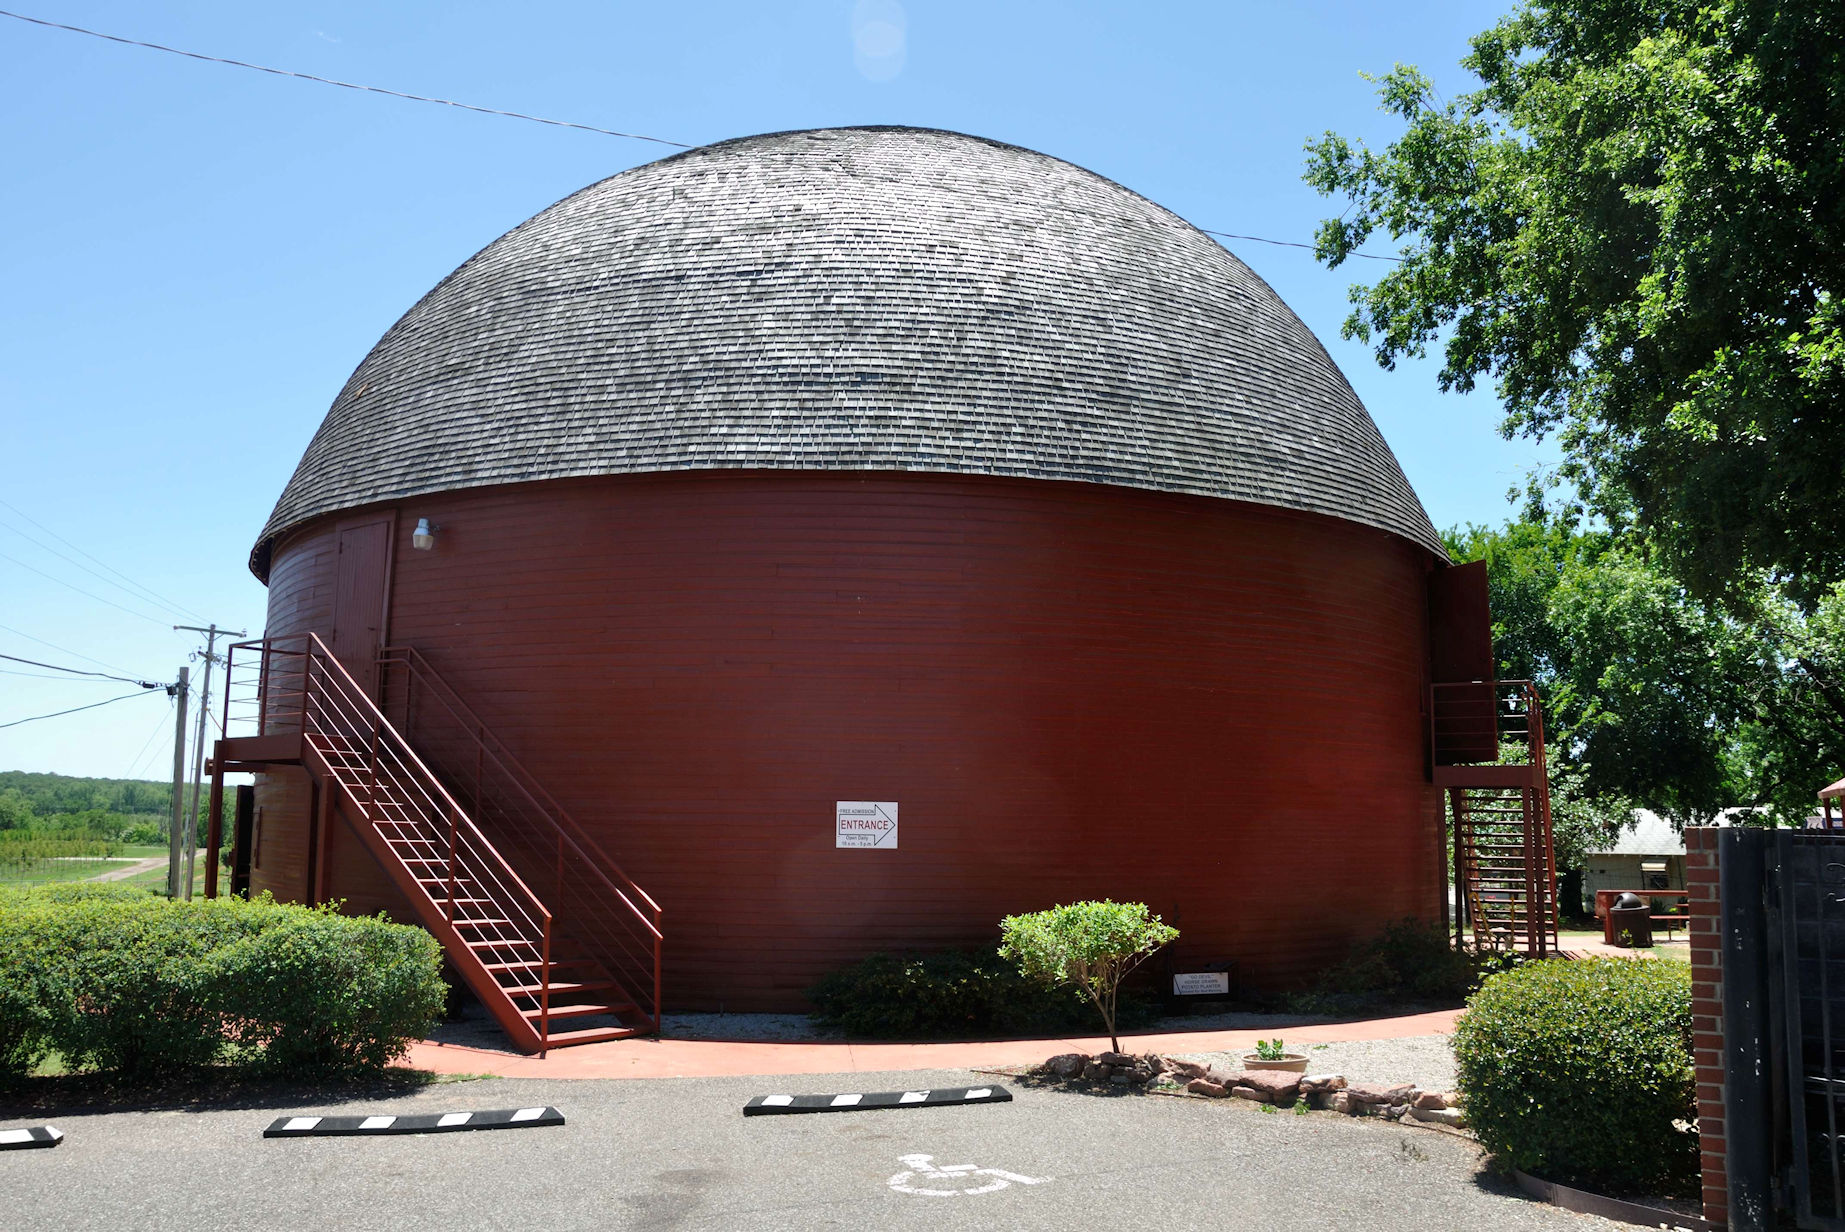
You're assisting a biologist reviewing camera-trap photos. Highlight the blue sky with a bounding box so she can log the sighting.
[0,0,1545,779]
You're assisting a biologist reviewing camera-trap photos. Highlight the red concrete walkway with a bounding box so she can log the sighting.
[404,1008,1463,1081]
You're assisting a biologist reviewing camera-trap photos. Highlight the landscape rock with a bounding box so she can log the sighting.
[1166,1059,1210,1080]
[1186,1078,1229,1098]
[1126,1066,1153,1084]
[1407,1105,1468,1128]
[1236,1070,1301,1103]
[1098,1051,1135,1066]
[1045,1053,1088,1078]
[1345,1081,1416,1107]
[1300,1073,1347,1094]
[1413,1090,1447,1110]
[1330,1091,1353,1114]
[1145,1055,1167,1076]
[1230,1085,1268,1103]
[1110,1072,1133,1085]
[1082,1062,1108,1082]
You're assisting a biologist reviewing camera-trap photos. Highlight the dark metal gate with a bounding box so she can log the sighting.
[1769,829,1845,1229]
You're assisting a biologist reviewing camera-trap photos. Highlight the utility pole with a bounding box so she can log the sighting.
[175,623,244,901]
[166,666,189,899]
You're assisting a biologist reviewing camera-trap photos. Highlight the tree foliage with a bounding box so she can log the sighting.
[998,900,1177,1053]
[1451,514,1845,828]
[1307,0,1845,604]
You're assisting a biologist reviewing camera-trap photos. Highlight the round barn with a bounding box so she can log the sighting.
[224,127,1476,1048]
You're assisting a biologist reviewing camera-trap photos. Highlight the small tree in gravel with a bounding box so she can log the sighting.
[999,900,1178,1053]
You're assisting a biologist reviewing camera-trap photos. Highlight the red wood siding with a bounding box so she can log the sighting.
[257,470,1443,1010]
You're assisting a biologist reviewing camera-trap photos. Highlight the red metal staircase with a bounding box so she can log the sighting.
[209,633,662,1053]
[1430,680,1560,956]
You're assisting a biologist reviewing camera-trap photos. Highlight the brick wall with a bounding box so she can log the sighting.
[1686,825,1726,1227]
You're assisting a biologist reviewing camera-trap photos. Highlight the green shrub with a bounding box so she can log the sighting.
[807,947,1155,1039]
[210,914,445,1073]
[999,901,1179,1052]
[0,885,445,1079]
[1452,957,1697,1195]
[1323,917,1518,1004]
[30,891,262,1075]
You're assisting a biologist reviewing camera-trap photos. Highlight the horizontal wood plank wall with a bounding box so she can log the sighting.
[248,523,337,906]
[261,470,1442,1011]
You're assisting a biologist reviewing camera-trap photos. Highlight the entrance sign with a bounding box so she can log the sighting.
[836,801,898,849]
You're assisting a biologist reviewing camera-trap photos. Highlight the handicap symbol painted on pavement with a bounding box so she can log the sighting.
[886,1152,1050,1197]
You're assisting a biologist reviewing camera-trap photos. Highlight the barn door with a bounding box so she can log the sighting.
[331,516,394,698]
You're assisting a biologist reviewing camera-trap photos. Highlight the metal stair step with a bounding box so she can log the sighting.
[540,1025,641,1046]
[499,979,617,998]
[479,957,597,972]
[523,1002,633,1021]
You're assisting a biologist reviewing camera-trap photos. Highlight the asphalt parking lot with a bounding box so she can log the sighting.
[3,1068,1625,1231]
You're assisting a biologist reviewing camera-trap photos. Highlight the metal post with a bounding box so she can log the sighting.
[1721,827,1773,1231]
[203,758,225,899]
[176,623,245,901]
[446,804,458,924]
[166,666,189,898]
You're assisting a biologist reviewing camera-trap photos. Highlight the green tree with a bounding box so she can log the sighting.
[1306,0,1845,606]
[0,790,34,831]
[1449,513,1845,828]
[998,900,1177,1053]
[1449,517,1747,823]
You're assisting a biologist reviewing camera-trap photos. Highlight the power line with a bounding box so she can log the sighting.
[0,498,212,623]
[0,688,160,731]
[0,8,692,148]
[0,621,141,677]
[0,548,174,626]
[1198,227,1401,263]
[0,8,1404,264]
[125,696,176,780]
[0,651,164,688]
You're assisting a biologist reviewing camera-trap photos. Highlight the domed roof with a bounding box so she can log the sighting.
[253,126,1442,577]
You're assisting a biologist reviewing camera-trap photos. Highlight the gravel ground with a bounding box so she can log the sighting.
[1175,1034,1459,1093]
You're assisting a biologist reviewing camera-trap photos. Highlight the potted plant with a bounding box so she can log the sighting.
[1243,1038,1309,1073]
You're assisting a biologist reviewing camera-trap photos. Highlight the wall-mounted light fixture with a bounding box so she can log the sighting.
[412,517,437,551]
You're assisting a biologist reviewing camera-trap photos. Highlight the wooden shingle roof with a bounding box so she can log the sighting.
[253,127,1443,578]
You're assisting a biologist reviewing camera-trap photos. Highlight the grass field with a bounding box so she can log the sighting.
[0,857,140,885]
[0,844,208,895]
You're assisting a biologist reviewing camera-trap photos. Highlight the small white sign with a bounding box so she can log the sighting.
[836,801,898,849]
[1172,971,1230,996]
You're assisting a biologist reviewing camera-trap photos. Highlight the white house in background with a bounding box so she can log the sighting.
[1582,810,1685,909]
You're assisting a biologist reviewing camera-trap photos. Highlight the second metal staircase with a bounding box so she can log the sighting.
[1430,680,1560,956]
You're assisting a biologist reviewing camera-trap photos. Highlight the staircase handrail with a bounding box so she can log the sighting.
[377,644,663,938]
[224,633,555,935]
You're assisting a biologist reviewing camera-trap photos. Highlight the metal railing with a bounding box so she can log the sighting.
[1429,678,1546,768]
[221,634,559,1042]
[375,645,662,1031]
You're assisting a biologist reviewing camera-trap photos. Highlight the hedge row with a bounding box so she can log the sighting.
[0,884,446,1081]
[806,946,1160,1039]
[1452,956,1698,1196]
